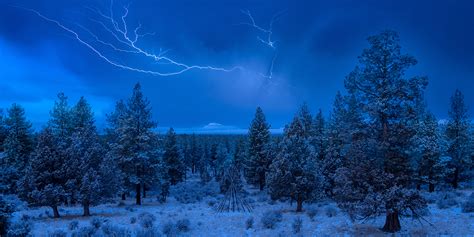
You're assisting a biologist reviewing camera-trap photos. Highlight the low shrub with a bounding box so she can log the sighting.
[71,226,96,237]
[138,212,157,229]
[461,193,474,213]
[162,222,177,237]
[90,217,104,229]
[325,206,338,217]
[48,229,67,237]
[136,227,161,237]
[245,217,254,229]
[7,219,31,237]
[292,217,303,234]
[261,210,283,229]
[130,216,137,224]
[176,219,190,232]
[102,223,132,237]
[68,221,79,231]
[436,193,458,209]
[306,208,317,220]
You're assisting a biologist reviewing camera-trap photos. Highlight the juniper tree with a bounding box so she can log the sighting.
[1,104,33,194]
[245,107,271,190]
[268,115,325,212]
[445,89,471,188]
[337,30,428,232]
[18,127,66,218]
[163,128,185,185]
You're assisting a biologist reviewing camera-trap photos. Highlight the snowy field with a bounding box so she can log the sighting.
[7,175,474,237]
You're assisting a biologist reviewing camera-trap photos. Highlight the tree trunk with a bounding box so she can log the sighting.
[136,183,141,205]
[259,172,265,191]
[121,193,126,200]
[452,168,459,189]
[83,201,90,216]
[52,205,60,218]
[296,196,303,212]
[429,183,435,192]
[382,211,401,233]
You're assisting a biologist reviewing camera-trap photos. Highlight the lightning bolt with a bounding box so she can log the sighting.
[16,2,243,77]
[240,10,286,81]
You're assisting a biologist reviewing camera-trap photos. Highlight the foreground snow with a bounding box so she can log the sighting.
[8,177,474,236]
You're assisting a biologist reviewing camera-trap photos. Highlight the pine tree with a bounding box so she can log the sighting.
[324,92,347,195]
[268,115,325,212]
[0,109,7,152]
[120,83,157,205]
[65,97,118,216]
[245,107,271,190]
[338,30,428,232]
[445,89,471,189]
[49,93,73,140]
[313,109,326,162]
[18,127,66,218]
[105,100,128,200]
[163,128,185,185]
[1,104,33,193]
[418,112,449,192]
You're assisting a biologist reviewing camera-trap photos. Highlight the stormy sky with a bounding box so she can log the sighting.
[0,0,473,133]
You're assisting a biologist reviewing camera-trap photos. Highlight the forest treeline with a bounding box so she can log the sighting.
[0,30,472,233]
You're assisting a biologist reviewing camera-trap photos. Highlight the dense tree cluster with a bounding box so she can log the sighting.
[0,31,472,233]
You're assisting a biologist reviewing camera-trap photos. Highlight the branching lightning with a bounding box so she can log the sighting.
[17,2,242,77]
[240,10,285,81]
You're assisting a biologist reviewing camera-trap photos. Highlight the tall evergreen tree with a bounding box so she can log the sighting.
[268,115,325,212]
[245,107,271,190]
[313,109,326,162]
[163,128,185,185]
[18,127,66,218]
[65,97,118,216]
[1,104,33,193]
[337,30,427,232]
[417,112,449,192]
[445,89,471,189]
[120,83,157,205]
[0,109,7,152]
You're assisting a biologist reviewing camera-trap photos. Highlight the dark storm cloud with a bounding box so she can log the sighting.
[0,0,472,132]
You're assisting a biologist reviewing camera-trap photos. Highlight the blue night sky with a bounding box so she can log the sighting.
[0,0,473,133]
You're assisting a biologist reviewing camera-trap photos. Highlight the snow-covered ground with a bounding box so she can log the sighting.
[8,176,474,236]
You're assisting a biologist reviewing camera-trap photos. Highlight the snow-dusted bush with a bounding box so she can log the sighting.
[0,196,14,236]
[7,219,31,237]
[68,221,79,231]
[436,193,458,209]
[162,222,177,237]
[325,206,338,217]
[292,217,303,234]
[261,210,283,229]
[48,229,67,237]
[245,217,254,229]
[138,212,157,229]
[461,193,474,213]
[306,208,317,220]
[130,216,137,224]
[136,227,161,237]
[176,219,190,232]
[125,206,135,212]
[71,226,96,237]
[90,217,104,229]
[171,181,219,204]
[102,223,132,237]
